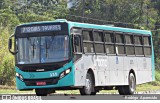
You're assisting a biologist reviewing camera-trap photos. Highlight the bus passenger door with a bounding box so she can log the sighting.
[72,34,85,86]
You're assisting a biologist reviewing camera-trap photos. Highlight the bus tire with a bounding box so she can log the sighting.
[118,73,136,95]
[79,73,95,95]
[35,89,48,96]
[118,86,126,95]
[91,91,97,95]
[127,73,136,95]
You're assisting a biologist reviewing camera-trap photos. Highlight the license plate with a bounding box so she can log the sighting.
[36,82,46,86]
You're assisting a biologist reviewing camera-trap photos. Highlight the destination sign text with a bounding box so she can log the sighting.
[21,25,61,33]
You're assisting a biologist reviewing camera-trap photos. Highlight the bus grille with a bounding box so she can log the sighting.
[23,77,59,86]
[17,65,60,72]
[16,61,68,72]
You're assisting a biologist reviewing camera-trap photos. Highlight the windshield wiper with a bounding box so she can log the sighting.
[32,43,35,58]
[45,38,51,58]
[29,38,35,58]
[46,42,48,57]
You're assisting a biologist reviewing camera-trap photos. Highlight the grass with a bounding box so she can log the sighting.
[136,81,160,92]
[0,70,160,94]
[0,82,160,94]
[0,89,34,94]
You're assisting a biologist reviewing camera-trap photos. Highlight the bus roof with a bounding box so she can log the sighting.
[19,19,151,35]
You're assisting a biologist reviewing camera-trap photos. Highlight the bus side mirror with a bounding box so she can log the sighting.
[8,34,17,55]
[9,38,12,50]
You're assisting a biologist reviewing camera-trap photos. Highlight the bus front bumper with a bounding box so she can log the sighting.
[15,64,74,90]
[16,74,74,90]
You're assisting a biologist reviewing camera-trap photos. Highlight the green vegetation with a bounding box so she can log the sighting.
[136,82,160,92]
[155,70,160,81]
[0,0,160,93]
[0,28,15,85]
[0,89,34,94]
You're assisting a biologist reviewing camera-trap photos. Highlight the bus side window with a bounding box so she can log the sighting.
[135,36,143,45]
[125,35,135,55]
[83,30,94,53]
[105,33,115,54]
[74,35,82,53]
[115,33,125,55]
[135,35,144,56]
[94,31,105,54]
[115,34,124,44]
[143,36,150,46]
[143,36,151,56]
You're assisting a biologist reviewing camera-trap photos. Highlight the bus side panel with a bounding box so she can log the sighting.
[136,57,152,84]
[74,55,98,86]
[83,55,99,86]
[74,56,85,86]
[136,57,143,84]
[123,56,137,85]
[74,55,111,86]
[108,56,124,86]
[95,55,109,86]
[136,71,152,85]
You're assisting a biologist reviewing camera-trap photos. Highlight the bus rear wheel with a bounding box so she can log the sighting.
[118,73,136,95]
[79,73,96,95]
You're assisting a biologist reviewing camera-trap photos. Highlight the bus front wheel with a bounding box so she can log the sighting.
[79,73,96,95]
[35,89,48,96]
[118,73,136,95]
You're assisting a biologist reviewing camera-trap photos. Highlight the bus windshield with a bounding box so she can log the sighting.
[17,35,69,64]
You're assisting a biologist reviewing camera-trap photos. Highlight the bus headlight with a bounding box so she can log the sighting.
[16,73,19,77]
[59,68,71,79]
[16,73,24,81]
[65,69,71,74]
[60,72,65,79]
[19,75,24,81]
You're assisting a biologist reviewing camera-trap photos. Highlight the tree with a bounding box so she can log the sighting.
[68,0,158,29]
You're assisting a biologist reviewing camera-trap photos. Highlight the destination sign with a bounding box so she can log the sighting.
[21,25,61,33]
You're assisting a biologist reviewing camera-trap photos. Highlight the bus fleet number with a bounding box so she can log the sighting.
[50,72,58,77]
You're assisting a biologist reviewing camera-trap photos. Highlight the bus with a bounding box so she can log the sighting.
[8,19,155,96]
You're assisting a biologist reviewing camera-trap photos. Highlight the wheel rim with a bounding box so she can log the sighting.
[85,78,92,93]
[129,74,136,92]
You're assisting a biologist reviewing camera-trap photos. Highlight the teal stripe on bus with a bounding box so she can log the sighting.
[68,21,151,35]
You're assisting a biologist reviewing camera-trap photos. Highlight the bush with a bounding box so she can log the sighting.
[0,54,15,86]
[155,58,160,70]
[0,27,15,86]
[155,70,160,82]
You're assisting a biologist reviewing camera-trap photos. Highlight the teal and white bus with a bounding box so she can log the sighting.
[8,19,155,96]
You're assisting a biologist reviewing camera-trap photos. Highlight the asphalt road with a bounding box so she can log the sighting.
[0,94,159,100]
[0,92,160,100]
